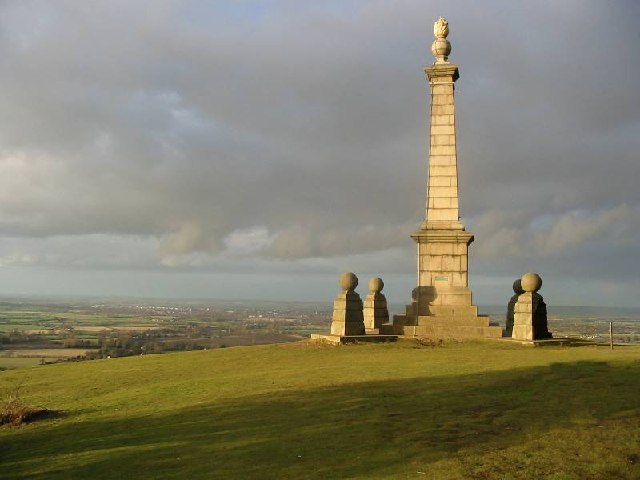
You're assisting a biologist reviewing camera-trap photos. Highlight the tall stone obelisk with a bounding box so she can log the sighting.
[390,18,502,338]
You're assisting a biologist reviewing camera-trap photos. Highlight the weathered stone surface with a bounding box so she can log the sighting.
[330,272,365,336]
[363,277,389,329]
[521,272,542,293]
[339,272,358,292]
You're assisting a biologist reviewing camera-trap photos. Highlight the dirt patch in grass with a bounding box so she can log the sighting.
[1,386,62,427]
[0,404,60,426]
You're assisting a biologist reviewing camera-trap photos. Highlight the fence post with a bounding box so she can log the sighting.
[609,321,613,351]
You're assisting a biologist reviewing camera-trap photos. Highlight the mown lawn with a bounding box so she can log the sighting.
[1,340,639,479]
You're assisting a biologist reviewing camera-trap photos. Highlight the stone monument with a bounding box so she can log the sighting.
[330,272,365,336]
[363,277,389,333]
[512,272,552,341]
[385,18,502,339]
[505,279,524,336]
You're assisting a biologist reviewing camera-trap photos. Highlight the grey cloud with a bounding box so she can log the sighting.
[0,0,638,303]
[472,204,638,259]
[267,221,416,259]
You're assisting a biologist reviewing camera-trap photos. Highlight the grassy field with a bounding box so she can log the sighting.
[0,349,96,370]
[1,340,639,479]
[0,357,58,369]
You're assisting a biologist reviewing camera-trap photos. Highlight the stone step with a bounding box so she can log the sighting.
[416,315,492,327]
[392,314,408,326]
[429,305,478,317]
[400,324,503,339]
[402,304,488,318]
[395,314,493,327]
[380,323,404,335]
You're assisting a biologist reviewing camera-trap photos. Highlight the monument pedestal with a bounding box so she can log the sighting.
[331,290,365,337]
[385,230,502,338]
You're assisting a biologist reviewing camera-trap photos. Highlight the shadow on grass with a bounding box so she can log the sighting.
[2,360,640,479]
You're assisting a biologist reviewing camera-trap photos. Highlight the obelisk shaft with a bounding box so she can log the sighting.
[423,63,463,230]
[387,18,503,339]
[410,17,473,310]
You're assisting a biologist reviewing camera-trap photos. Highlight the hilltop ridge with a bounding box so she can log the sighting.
[1,341,639,479]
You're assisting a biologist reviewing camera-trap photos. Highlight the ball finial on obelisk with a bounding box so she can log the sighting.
[431,17,451,63]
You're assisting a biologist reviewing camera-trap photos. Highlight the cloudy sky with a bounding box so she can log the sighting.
[0,1,639,307]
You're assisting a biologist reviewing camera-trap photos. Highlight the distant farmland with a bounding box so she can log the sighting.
[0,298,331,369]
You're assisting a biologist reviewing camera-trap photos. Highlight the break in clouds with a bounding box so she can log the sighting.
[0,1,639,301]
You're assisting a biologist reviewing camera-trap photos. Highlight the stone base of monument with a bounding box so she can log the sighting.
[382,304,503,339]
[310,334,398,345]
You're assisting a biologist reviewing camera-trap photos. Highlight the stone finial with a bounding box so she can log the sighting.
[431,17,451,63]
[433,17,449,38]
[339,272,358,292]
[368,277,384,294]
[521,272,542,293]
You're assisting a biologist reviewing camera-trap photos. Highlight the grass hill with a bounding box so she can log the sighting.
[1,340,639,479]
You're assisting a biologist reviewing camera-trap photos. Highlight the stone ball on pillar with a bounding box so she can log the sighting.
[339,272,358,292]
[521,272,542,293]
[513,279,524,295]
[368,277,384,294]
[431,38,451,62]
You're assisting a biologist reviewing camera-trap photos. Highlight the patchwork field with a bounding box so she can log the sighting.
[0,300,328,369]
[1,340,639,479]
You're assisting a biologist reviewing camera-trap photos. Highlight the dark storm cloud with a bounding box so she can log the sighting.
[0,0,638,299]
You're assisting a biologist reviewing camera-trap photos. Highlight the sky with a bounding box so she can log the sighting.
[0,0,639,307]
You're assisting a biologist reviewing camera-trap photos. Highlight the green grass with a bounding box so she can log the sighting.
[0,357,58,369]
[1,340,639,479]
[0,309,159,327]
